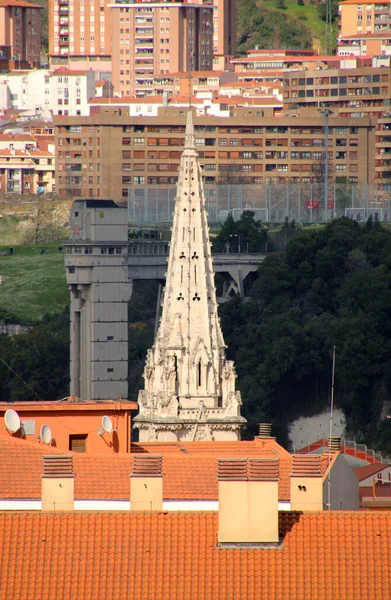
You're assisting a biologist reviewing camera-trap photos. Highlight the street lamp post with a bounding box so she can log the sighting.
[318,108,333,220]
[229,233,241,254]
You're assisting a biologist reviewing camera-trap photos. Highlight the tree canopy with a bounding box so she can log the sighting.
[219,218,391,448]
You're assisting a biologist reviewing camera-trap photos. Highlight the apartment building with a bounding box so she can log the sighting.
[283,65,391,119]
[48,0,113,71]
[0,0,42,67]
[213,0,236,56]
[3,70,51,112]
[230,48,335,72]
[338,0,391,55]
[54,107,375,201]
[88,93,281,117]
[110,1,214,98]
[51,68,96,116]
[0,133,55,193]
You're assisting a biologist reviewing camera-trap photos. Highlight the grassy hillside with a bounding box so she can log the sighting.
[0,242,68,324]
[237,0,332,53]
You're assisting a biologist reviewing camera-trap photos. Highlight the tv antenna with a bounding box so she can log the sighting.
[4,409,21,433]
[39,424,53,445]
[327,344,336,511]
[98,415,117,436]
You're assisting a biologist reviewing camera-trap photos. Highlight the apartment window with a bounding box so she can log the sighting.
[69,434,87,453]
[134,176,145,184]
[122,137,131,145]
[134,137,145,145]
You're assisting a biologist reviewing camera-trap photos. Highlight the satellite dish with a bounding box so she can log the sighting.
[4,409,21,433]
[40,424,52,445]
[102,415,113,434]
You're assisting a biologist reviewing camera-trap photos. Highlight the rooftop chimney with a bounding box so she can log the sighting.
[130,455,163,511]
[41,455,75,511]
[218,458,279,545]
[258,423,272,437]
[290,454,323,511]
[329,436,341,452]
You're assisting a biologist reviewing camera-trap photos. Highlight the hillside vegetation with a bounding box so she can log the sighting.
[237,0,336,53]
[0,243,68,324]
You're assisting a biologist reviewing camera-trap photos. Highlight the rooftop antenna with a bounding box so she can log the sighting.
[327,344,336,510]
[39,424,53,444]
[4,408,21,434]
[98,415,117,436]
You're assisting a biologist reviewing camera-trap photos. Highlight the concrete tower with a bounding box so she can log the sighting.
[134,111,245,442]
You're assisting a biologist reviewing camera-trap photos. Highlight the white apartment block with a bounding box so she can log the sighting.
[50,68,96,116]
[1,68,96,116]
[3,70,51,113]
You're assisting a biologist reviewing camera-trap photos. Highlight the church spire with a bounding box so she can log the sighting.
[134,111,245,442]
[184,110,196,149]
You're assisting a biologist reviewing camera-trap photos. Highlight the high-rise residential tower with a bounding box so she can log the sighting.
[48,0,113,71]
[133,111,245,441]
[110,0,214,97]
[0,0,42,67]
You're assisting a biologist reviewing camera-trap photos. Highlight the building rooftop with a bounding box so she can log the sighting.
[1,510,391,600]
[355,463,390,481]
[0,0,42,7]
[0,398,137,413]
[0,435,299,501]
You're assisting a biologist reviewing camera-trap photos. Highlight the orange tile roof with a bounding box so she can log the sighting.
[0,435,293,501]
[355,463,390,481]
[53,68,91,76]
[0,0,42,7]
[0,399,137,413]
[1,510,391,600]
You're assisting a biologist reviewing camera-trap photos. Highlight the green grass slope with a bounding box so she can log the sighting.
[237,0,328,52]
[0,242,68,324]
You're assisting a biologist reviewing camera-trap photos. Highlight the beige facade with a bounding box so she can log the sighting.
[54,107,376,201]
[49,0,112,70]
[213,0,236,56]
[339,0,391,38]
[41,477,75,511]
[218,480,279,543]
[130,476,163,511]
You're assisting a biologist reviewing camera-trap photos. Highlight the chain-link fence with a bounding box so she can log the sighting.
[127,184,391,225]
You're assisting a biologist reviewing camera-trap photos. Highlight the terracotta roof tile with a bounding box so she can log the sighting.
[1,511,391,599]
[0,436,292,501]
[355,463,390,481]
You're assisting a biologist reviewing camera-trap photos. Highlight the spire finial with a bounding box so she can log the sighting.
[185,110,195,149]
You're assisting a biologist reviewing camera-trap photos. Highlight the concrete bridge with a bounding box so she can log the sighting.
[127,240,266,300]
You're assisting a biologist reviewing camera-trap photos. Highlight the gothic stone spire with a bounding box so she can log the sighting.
[134,111,245,442]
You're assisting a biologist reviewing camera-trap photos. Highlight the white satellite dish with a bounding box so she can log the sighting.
[40,424,52,445]
[102,415,113,434]
[4,409,21,433]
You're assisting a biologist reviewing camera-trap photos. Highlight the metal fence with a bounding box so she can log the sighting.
[127,184,391,225]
